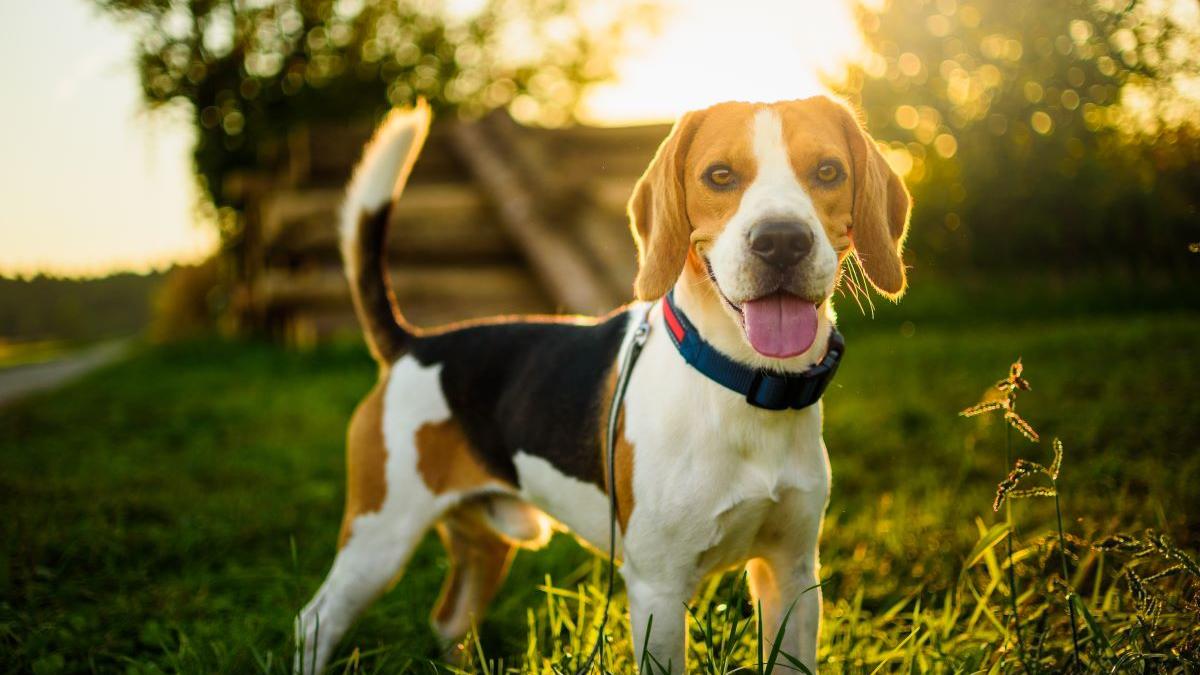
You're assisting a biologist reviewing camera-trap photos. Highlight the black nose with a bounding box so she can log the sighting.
[748,221,814,269]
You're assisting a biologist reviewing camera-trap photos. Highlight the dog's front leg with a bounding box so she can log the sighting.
[748,484,826,673]
[624,566,691,673]
[747,552,821,673]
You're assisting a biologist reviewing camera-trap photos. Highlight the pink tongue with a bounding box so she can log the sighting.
[742,294,819,358]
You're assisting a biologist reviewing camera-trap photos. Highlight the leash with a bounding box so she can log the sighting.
[574,306,651,675]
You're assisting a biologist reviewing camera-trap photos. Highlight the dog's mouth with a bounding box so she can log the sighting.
[704,260,822,359]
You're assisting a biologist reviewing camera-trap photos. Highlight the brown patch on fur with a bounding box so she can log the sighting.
[415,419,498,495]
[775,101,856,257]
[599,365,636,531]
[630,102,765,301]
[432,506,515,639]
[805,98,911,297]
[339,379,390,547]
[628,113,697,301]
[613,412,635,532]
[681,103,760,248]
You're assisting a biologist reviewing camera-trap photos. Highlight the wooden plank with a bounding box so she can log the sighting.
[528,124,667,179]
[260,183,515,263]
[448,121,620,315]
[587,176,641,214]
[481,110,582,216]
[278,293,557,346]
[259,188,341,244]
[257,265,550,311]
[574,207,638,299]
[291,119,668,189]
[272,217,517,265]
[533,123,672,149]
[289,122,468,186]
[544,149,658,181]
[261,184,489,243]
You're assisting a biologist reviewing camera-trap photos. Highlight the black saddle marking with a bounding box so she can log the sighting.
[410,310,631,489]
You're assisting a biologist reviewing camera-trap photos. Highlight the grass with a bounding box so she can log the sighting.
[1,275,1198,673]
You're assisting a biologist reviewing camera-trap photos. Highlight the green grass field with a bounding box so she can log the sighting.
[2,275,1198,673]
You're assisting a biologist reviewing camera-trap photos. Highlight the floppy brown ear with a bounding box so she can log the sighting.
[628,111,702,300]
[833,102,912,298]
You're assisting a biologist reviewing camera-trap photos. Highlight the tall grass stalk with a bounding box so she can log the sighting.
[1053,474,1083,667]
[1003,423,1027,664]
[963,359,1040,670]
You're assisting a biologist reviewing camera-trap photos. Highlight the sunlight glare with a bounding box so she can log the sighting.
[581,0,863,124]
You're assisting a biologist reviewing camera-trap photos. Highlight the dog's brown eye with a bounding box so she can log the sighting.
[816,161,842,183]
[704,165,737,189]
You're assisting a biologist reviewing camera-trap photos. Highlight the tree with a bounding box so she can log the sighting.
[833,0,1200,274]
[94,0,644,238]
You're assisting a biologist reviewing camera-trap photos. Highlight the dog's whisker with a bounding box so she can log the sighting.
[838,265,868,316]
[847,251,876,317]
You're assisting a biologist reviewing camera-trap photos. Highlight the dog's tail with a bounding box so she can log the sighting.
[339,101,431,364]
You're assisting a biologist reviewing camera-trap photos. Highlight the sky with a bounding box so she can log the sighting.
[0,0,212,278]
[0,0,861,278]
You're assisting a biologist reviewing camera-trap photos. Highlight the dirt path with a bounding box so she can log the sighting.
[0,340,130,408]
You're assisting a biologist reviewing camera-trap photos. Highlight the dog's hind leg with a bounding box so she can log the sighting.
[431,506,517,646]
[294,497,439,674]
[294,380,442,674]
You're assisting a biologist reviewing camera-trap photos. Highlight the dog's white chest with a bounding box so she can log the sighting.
[655,432,829,576]
[617,325,831,577]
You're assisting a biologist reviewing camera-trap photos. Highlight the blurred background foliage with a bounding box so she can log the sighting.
[0,273,163,343]
[87,0,1199,323]
[93,0,649,237]
[834,0,1200,275]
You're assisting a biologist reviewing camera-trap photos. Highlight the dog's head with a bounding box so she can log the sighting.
[629,97,911,362]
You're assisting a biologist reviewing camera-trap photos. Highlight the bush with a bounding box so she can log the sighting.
[151,259,223,342]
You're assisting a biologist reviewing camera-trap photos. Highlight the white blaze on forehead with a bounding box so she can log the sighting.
[745,107,838,273]
[744,108,820,223]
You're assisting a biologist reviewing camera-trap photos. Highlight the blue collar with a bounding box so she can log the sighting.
[661,289,845,411]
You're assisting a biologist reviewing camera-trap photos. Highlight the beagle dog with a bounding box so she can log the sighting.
[295,97,911,674]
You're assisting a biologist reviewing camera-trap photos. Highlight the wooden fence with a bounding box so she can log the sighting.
[228,110,669,343]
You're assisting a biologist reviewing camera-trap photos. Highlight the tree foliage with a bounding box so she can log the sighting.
[95,0,643,236]
[834,0,1200,274]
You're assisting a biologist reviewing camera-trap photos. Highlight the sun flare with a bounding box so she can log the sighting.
[582,0,863,124]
